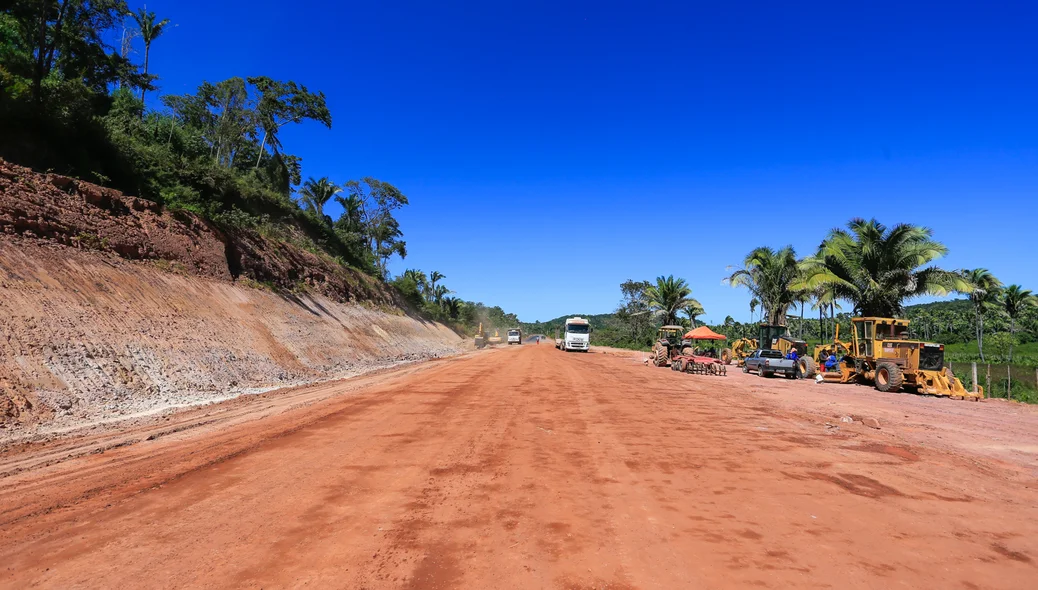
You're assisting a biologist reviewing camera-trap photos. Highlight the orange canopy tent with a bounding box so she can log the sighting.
[683,326,727,341]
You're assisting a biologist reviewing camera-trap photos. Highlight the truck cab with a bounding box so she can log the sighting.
[560,317,591,352]
[507,329,522,345]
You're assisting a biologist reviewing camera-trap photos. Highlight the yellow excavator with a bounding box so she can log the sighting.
[818,317,981,399]
[474,323,487,349]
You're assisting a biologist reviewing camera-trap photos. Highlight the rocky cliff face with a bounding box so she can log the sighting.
[0,160,463,435]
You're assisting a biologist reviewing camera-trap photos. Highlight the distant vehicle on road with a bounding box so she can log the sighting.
[743,349,799,378]
[558,317,591,352]
[507,328,522,345]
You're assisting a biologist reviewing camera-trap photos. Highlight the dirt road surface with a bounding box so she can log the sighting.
[2,345,1037,588]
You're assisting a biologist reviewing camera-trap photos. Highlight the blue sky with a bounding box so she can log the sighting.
[137,1,1037,323]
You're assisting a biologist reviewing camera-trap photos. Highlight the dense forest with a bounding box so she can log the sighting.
[0,1,508,324]
[0,1,412,277]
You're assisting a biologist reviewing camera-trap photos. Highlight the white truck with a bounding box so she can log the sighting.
[558,317,591,352]
[507,328,522,345]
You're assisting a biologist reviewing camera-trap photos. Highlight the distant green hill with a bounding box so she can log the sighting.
[520,313,613,335]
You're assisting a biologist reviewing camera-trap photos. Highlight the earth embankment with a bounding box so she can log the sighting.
[0,159,463,434]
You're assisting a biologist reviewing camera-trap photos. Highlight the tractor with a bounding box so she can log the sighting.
[822,317,981,399]
[757,324,815,378]
[650,325,695,367]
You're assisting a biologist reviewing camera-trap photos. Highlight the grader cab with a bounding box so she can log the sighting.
[823,317,982,399]
[757,324,815,377]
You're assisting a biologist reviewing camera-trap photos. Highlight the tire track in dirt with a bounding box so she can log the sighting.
[0,345,1035,588]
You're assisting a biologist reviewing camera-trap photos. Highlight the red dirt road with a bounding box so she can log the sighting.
[1,345,1037,588]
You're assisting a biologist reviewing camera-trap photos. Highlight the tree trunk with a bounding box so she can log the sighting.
[255,130,269,169]
[140,45,150,108]
[800,303,805,338]
[976,307,985,362]
[33,2,48,104]
[1009,318,1016,363]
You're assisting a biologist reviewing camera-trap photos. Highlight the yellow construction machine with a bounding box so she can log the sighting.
[812,323,850,370]
[474,323,487,349]
[757,324,815,377]
[728,338,757,366]
[487,329,503,346]
[820,317,982,399]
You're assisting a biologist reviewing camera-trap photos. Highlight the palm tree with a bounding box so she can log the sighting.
[1001,285,1034,363]
[334,194,365,232]
[431,284,451,304]
[683,302,706,329]
[959,268,1002,361]
[429,271,446,292]
[131,8,172,106]
[725,246,801,326]
[299,177,341,217]
[798,219,963,318]
[402,269,427,295]
[441,296,462,320]
[645,275,699,326]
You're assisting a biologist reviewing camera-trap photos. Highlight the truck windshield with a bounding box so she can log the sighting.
[566,325,589,334]
[508,331,519,336]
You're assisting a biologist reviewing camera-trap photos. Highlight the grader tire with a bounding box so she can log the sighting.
[798,356,817,379]
[875,362,904,393]
[721,348,733,365]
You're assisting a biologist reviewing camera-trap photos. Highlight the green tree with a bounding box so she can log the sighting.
[645,275,699,326]
[344,178,409,276]
[248,76,331,169]
[429,270,445,291]
[2,0,134,104]
[725,246,801,326]
[130,8,170,106]
[299,177,341,217]
[959,268,1002,362]
[683,302,705,329]
[1001,284,1036,362]
[798,219,963,318]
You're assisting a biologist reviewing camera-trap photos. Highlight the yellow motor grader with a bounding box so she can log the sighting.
[726,338,757,366]
[820,317,982,399]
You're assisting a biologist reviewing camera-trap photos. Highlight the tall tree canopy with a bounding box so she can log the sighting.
[645,275,700,326]
[248,76,331,169]
[797,219,963,318]
[959,268,1002,361]
[725,245,801,326]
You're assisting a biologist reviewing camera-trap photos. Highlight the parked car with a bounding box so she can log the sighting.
[743,349,800,379]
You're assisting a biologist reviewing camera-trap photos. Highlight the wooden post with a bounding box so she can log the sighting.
[987,364,992,397]
[972,363,978,394]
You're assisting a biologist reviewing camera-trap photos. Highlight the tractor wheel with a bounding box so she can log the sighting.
[653,345,668,367]
[798,356,817,379]
[875,362,904,393]
[721,348,733,365]
[681,346,695,357]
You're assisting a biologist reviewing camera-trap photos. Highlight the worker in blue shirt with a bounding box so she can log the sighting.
[825,353,838,372]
